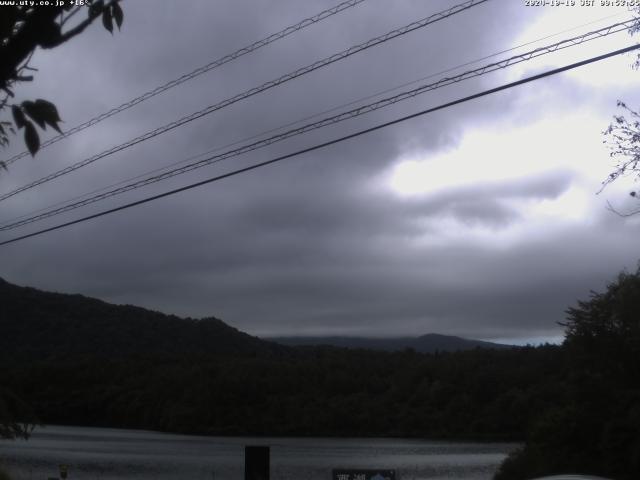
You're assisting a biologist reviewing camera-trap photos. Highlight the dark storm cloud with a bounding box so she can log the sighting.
[1,0,639,342]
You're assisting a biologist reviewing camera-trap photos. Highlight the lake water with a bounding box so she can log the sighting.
[0,426,517,480]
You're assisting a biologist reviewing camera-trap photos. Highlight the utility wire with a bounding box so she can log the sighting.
[0,19,633,232]
[1,0,369,167]
[4,9,623,231]
[0,0,488,204]
[5,9,625,228]
[3,12,623,229]
[1,43,638,248]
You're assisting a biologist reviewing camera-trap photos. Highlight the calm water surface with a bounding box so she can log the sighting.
[0,426,517,480]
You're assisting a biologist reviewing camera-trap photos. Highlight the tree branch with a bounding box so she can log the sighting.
[0,1,119,86]
[0,8,61,88]
[605,200,640,217]
[60,5,83,28]
[47,0,120,47]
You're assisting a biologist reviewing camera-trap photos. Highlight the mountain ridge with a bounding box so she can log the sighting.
[0,277,510,359]
[268,333,511,353]
[0,277,282,359]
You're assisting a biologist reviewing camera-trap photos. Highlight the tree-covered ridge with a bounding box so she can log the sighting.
[2,346,563,440]
[0,277,282,360]
[1,269,639,479]
[0,277,551,441]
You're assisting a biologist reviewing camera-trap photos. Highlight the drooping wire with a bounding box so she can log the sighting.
[6,10,621,229]
[1,43,637,247]
[0,19,633,232]
[0,0,489,203]
[1,0,369,167]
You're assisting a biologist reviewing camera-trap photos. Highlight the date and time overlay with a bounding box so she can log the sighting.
[0,0,637,9]
[525,0,639,7]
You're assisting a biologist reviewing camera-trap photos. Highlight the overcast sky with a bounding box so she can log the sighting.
[1,0,639,343]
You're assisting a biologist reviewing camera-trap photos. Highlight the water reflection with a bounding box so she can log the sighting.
[0,426,517,480]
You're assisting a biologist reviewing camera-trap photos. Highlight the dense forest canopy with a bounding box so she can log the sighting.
[1,268,639,479]
[495,267,640,480]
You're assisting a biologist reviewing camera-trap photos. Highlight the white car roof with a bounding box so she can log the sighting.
[532,476,612,480]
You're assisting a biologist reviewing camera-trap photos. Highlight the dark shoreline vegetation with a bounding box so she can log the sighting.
[1,269,639,480]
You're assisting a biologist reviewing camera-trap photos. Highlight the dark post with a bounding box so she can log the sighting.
[245,445,270,480]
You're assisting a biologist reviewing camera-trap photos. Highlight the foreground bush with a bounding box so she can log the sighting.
[495,268,640,480]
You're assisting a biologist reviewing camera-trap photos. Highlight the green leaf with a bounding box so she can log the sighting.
[102,8,113,33]
[112,2,123,30]
[19,99,63,134]
[24,121,40,156]
[34,99,62,122]
[34,99,62,133]
[22,101,46,129]
[11,105,26,129]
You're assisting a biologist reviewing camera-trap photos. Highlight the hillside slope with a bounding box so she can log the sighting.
[0,277,281,360]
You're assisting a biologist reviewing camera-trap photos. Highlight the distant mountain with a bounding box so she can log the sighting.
[0,278,573,445]
[269,333,511,353]
[0,276,509,363]
[0,277,281,360]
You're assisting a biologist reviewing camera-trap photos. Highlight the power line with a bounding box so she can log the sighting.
[0,19,633,232]
[8,9,625,228]
[1,0,369,167]
[4,9,623,230]
[3,12,621,230]
[0,0,488,204]
[1,43,638,248]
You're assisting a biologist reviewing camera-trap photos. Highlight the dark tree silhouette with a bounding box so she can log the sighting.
[0,0,123,165]
[563,267,640,346]
[0,1,124,439]
[495,267,640,480]
[0,388,35,440]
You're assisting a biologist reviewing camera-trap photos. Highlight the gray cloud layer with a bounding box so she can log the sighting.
[1,0,639,342]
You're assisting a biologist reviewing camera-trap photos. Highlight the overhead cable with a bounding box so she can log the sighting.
[3,11,625,229]
[0,0,488,203]
[0,19,633,232]
[1,43,638,247]
[1,0,369,167]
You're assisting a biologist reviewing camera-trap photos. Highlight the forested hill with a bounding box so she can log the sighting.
[0,277,507,359]
[1,270,639,480]
[0,277,282,360]
[270,333,510,353]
